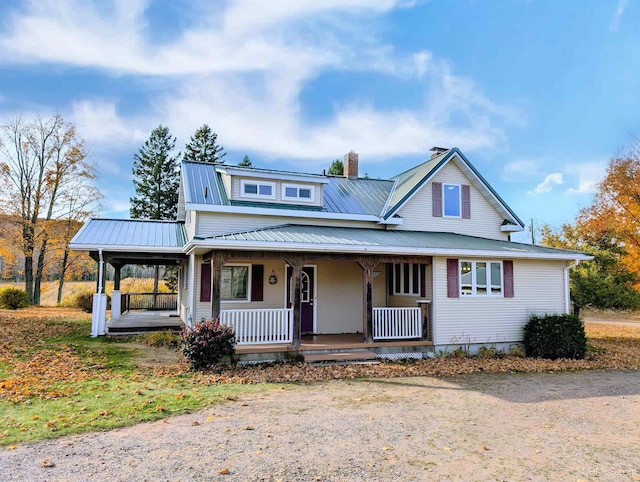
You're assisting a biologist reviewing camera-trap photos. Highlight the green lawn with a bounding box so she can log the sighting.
[0,308,280,447]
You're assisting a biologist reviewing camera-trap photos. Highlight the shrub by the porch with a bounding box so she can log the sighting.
[72,291,111,313]
[182,320,236,370]
[0,287,29,309]
[523,313,586,359]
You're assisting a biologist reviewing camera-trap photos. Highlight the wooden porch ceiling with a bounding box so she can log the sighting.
[203,249,432,265]
[90,251,187,266]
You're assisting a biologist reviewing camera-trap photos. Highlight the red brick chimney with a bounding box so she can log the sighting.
[344,151,359,179]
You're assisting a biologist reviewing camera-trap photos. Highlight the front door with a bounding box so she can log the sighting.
[300,267,315,334]
[287,266,315,334]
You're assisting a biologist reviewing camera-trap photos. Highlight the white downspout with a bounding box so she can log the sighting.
[564,259,579,314]
[97,248,104,294]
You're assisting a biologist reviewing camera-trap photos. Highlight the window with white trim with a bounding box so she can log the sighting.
[221,264,250,301]
[240,180,275,199]
[443,183,461,217]
[282,183,314,202]
[393,263,421,295]
[460,260,502,296]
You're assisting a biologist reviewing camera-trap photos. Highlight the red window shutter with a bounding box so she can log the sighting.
[447,259,459,298]
[251,264,264,302]
[420,264,426,298]
[432,182,442,217]
[503,260,514,298]
[200,263,211,302]
[462,184,471,219]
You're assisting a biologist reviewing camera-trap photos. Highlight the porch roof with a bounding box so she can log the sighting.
[70,218,187,252]
[192,224,591,261]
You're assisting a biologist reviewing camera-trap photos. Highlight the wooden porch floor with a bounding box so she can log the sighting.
[107,311,184,334]
[235,334,433,355]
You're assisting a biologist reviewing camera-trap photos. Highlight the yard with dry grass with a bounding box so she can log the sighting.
[1,306,640,447]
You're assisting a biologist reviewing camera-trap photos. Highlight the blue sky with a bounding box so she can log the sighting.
[0,0,638,243]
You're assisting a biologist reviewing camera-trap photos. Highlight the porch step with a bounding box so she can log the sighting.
[107,325,183,335]
[303,350,378,363]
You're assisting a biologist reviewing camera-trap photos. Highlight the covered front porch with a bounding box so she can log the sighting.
[195,250,434,348]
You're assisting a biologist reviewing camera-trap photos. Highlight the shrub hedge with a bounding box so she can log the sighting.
[523,313,586,359]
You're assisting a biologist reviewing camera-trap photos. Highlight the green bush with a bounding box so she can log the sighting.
[182,320,236,370]
[523,313,587,359]
[0,287,29,309]
[73,291,111,313]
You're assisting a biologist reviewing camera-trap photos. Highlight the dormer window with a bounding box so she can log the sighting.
[241,180,275,200]
[282,183,314,202]
[443,184,461,217]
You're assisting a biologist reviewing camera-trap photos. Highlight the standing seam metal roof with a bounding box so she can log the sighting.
[70,219,187,249]
[208,224,587,257]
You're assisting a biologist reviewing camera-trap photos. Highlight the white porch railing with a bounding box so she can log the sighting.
[373,307,422,340]
[220,308,293,345]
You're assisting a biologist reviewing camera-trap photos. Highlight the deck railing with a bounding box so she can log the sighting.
[220,308,293,345]
[121,292,178,312]
[373,307,422,340]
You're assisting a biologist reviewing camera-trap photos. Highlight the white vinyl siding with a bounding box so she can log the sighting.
[193,257,290,322]
[196,212,382,237]
[182,253,195,327]
[432,257,566,346]
[393,162,508,240]
[316,262,363,334]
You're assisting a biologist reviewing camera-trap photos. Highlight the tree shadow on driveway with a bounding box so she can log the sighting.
[359,369,640,403]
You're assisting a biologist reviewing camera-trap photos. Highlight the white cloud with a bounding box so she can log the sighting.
[610,0,628,32]
[564,161,607,195]
[70,99,146,145]
[528,172,563,195]
[0,0,523,164]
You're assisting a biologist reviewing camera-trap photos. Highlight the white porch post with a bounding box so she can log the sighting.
[110,290,121,320]
[91,248,107,337]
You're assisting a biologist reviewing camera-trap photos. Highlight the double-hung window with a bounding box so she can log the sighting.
[282,184,314,202]
[460,260,502,296]
[221,265,250,301]
[393,263,421,295]
[443,184,461,217]
[241,180,275,200]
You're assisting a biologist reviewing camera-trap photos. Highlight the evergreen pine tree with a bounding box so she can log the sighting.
[183,124,226,164]
[328,159,344,175]
[130,125,180,220]
[238,154,253,167]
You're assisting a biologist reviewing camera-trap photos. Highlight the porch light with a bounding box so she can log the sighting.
[268,269,278,285]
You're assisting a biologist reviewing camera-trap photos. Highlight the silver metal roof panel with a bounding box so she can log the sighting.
[70,219,186,250]
[209,224,589,258]
[323,177,394,215]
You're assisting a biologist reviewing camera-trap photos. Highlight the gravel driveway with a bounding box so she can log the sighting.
[1,370,639,481]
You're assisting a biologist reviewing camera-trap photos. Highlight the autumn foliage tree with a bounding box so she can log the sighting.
[0,115,101,304]
[540,223,640,315]
[578,137,640,278]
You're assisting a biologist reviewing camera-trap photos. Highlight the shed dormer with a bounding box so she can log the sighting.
[216,166,328,209]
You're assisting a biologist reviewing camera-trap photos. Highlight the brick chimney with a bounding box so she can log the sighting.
[343,151,359,179]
